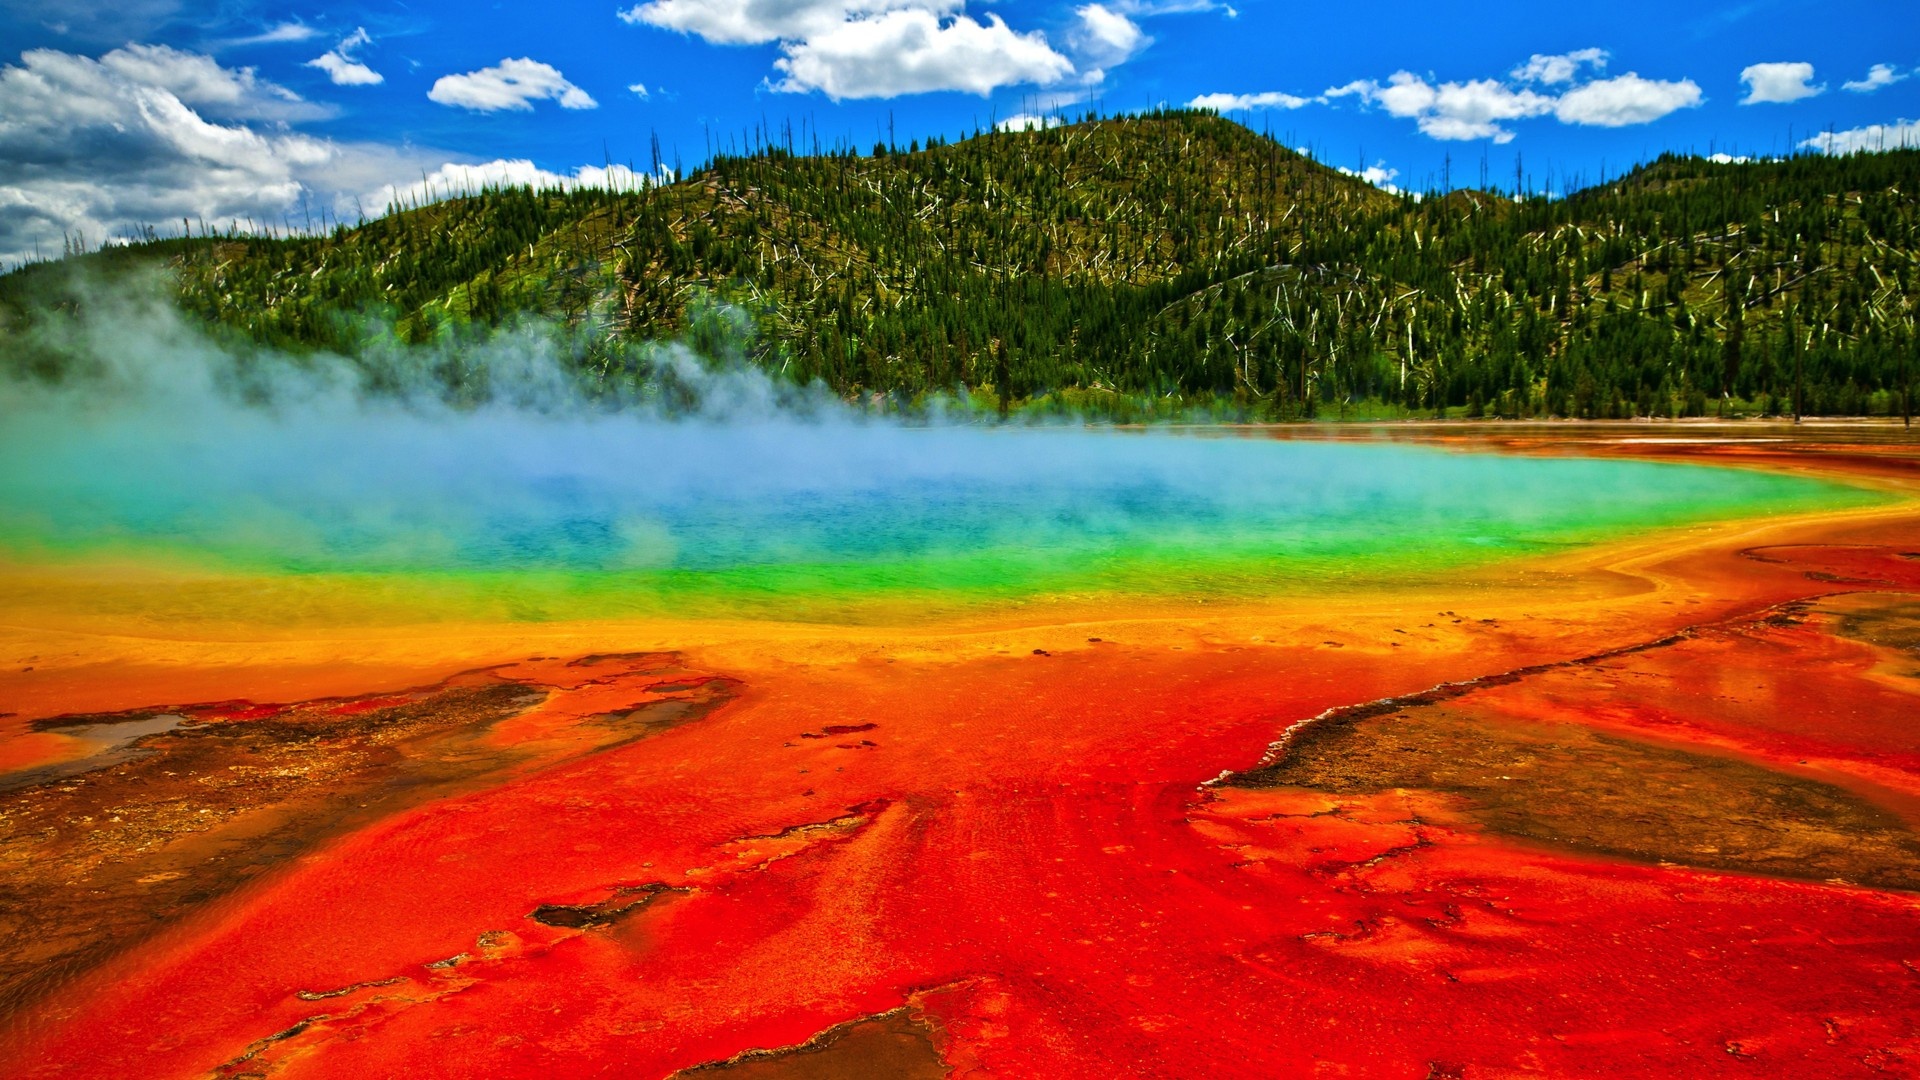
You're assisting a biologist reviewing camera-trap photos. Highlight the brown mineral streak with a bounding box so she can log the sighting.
[670,1007,949,1079]
[3,426,1920,1080]
[0,654,736,1017]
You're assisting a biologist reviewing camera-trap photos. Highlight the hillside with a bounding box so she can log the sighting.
[4,111,1917,419]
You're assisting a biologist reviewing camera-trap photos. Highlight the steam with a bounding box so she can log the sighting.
[0,274,1865,620]
[1,272,842,422]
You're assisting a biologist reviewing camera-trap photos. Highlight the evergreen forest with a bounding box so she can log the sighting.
[5,110,1918,421]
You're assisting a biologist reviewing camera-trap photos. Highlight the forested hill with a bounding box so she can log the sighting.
[5,110,1918,420]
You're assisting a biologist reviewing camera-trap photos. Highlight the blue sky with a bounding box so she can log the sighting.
[1,0,1916,263]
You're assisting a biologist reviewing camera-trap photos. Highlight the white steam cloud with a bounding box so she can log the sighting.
[0,275,1851,625]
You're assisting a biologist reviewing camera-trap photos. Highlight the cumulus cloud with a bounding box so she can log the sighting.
[0,44,454,265]
[1802,119,1920,156]
[1320,50,1702,142]
[1844,63,1907,93]
[1186,90,1311,112]
[305,27,382,87]
[771,10,1071,99]
[1553,73,1702,127]
[89,42,321,120]
[617,0,914,45]
[1353,72,1555,142]
[1073,3,1149,73]
[628,81,650,98]
[0,43,685,267]
[1338,161,1403,195]
[1511,47,1608,85]
[621,0,1075,99]
[429,57,597,111]
[366,160,671,212]
[1740,61,1822,104]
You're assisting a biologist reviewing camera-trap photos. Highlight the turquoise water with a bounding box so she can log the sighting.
[0,413,1877,620]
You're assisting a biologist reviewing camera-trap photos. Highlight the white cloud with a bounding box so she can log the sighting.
[1511,47,1607,85]
[1074,3,1148,69]
[1740,61,1822,104]
[1708,152,1751,164]
[1361,73,1429,116]
[1553,73,1702,127]
[366,160,671,212]
[1187,90,1310,111]
[0,44,444,266]
[770,10,1072,99]
[224,22,324,47]
[619,0,942,45]
[1321,51,1702,143]
[1802,119,1920,156]
[622,0,1075,99]
[1338,161,1403,195]
[308,54,380,87]
[997,112,1064,131]
[1321,79,1374,101]
[1360,72,1555,142]
[428,57,598,111]
[1844,63,1907,93]
[91,42,318,120]
[628,81,649,99]
[305,27,382,87]
[0,44,679,267]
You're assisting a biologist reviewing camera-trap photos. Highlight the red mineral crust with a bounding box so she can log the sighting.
[1,432,1917,1078]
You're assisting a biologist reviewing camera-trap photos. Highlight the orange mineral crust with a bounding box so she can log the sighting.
[1,431,1918,1078]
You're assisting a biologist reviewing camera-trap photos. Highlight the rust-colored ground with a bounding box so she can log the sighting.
[2,425,1918,1078]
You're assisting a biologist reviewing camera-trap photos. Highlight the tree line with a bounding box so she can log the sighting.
[4,110,1915,421]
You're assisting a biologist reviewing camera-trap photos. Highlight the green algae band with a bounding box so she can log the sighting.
[0,420,1876,623]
